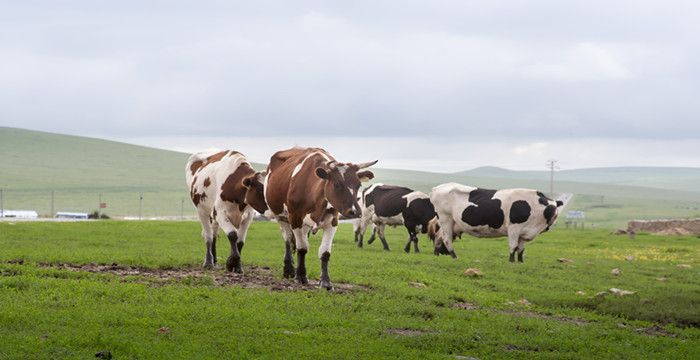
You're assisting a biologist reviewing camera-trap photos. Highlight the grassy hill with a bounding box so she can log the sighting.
[1,127,699,226]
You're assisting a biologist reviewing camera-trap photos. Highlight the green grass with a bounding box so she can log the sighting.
[1,221,699,359]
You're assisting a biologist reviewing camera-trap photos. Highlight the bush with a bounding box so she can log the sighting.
[88,211,110,219]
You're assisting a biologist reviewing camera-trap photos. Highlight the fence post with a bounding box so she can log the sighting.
[139,193,143,220]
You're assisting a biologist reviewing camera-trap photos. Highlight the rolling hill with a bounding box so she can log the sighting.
[1,127,699,227]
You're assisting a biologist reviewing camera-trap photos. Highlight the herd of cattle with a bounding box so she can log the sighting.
[187,147,564,290]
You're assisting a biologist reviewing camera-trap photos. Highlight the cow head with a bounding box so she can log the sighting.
[242,171,268,214]
[315,160,377,218]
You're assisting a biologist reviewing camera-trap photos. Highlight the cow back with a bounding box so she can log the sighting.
[265,147,334,216]
[365,185,412,218]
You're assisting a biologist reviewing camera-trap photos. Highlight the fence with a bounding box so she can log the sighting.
[0,188,198,220]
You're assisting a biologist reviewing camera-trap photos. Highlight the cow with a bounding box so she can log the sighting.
[429,182,564,262]
[186,150,268,273]
[353,183,437,253]
[264,147,377,290]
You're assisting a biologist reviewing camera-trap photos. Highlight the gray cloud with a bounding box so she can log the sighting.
[2,1,700,143]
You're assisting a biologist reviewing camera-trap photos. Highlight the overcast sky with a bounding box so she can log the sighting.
[2,1,699,171]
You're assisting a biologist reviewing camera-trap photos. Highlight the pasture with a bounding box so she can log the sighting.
[1,220,699,359]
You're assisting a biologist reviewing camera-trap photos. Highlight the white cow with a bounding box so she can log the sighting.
[429,182,563,262]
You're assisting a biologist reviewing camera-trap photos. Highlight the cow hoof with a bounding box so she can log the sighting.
[295,275,309,284]
[414,248,420,253]
[357,242,363,248]
[403,246,410,253]
[202,263,215,270]
[509,254,515,262]
[226,256,242,273]
[283,265,296,279]
[367,236,375,244]
[383,247,391,251]
[449,250,457,259]
[319,279,333,291]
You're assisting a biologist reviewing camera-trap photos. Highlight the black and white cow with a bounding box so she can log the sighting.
[354,183,437,253]
[429,182,563,262]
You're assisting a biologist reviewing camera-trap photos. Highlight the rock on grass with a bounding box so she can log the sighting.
[463,268,483,277]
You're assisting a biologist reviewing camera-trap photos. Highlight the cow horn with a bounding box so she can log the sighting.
[356,160,378,169]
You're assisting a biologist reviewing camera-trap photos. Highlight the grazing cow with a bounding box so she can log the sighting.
[264,147,376,290]
[354,184,437,253]
[429,183,563,262]
[186,150,268,272]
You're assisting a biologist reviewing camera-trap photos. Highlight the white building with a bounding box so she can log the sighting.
[0,210,39,219]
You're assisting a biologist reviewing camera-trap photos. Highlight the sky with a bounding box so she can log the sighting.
[2,1,699,172]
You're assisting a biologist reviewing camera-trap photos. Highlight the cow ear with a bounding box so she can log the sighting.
[242,175,255,188]
[556,200,564,207]
[315,167,329,179]
[357,170,374,182]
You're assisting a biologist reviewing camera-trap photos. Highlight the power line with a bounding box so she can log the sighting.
[546,159,559,197]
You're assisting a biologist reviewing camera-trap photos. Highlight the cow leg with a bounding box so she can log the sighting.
[198,211,216,268]
[356,222,363,249]
[215,207,243,273]
[279,221,296,279]
[367,224,377,244]
[235,209,255,258]
[435,222,457,258]
[517,238,527,263]
[210,221,220,265]
[318,215,337,290]
[377,224,390,251]
[413,233,420,253]
[403,233,412,253]
[291,218,311,285]
[508,230,520,263]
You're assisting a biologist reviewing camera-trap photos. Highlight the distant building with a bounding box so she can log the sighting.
[55,212,89,219]
[0,210,39,219]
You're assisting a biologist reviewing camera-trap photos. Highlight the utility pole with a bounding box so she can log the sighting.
[139,193,143,220]
[546,159,559,198]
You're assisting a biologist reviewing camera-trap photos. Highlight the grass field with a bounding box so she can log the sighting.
[1,220,698,359]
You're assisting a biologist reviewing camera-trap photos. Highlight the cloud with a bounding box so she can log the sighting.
[514,142,549,155]
[1,0,699,166]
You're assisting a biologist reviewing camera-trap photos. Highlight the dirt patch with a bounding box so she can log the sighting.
[627,219,700,235]
[634,325,677,338]
[33,262,366,293]
[500,310,589,326]
[453,302,479,310]
[384,328,437,336]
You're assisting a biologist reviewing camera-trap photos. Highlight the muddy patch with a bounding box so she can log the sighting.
[453,302,480,310]
[634,325,677,338]
[31,262,365,293]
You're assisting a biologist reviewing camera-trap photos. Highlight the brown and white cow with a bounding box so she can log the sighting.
[429,182,564,262]
[264,147,377,290]
[186,150,267,272]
